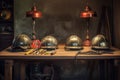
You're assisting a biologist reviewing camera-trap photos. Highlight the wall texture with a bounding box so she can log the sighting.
[14,0,113,44]
[113,0,120,48]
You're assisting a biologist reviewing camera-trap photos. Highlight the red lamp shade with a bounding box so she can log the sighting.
[80,6,95,18]
[26,5,42,18]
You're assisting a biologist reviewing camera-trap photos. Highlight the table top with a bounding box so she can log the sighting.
[0,45,120,60]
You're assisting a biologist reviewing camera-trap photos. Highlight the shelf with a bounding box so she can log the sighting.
[0,0,14,51]
[0,20,13,23]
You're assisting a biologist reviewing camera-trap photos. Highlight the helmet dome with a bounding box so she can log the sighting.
[12,34,32,50]
[41,36,58,50]
[65,35,83,50]
[91,34,109,50]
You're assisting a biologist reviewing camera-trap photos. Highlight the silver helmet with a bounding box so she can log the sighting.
[12,34,32,50]
[65,35,83,50]
[41,35,58,50]
[91,34,109,50]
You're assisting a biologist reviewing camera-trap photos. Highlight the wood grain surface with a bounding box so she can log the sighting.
[0,45,120,60]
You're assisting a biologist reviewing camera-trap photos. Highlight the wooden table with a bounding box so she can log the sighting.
[0,45,120,80]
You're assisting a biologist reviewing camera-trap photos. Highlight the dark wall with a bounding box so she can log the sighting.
[14,0,113,43]
[113,0,120,48]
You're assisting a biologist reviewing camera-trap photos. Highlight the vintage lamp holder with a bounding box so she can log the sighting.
[26,4,42,48]
[80,5,96,46]
[26,4,42,38]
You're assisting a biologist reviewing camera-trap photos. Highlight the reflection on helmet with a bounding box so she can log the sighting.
[91,34,109,50]
[65,35,83,50]
[12,34,32,50]
[41,36,58,50]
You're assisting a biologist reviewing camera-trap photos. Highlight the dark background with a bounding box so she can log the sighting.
[113,0,120,48]
[14,0,114,44]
